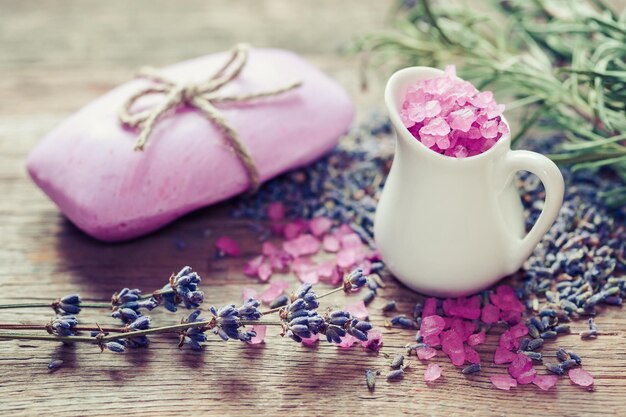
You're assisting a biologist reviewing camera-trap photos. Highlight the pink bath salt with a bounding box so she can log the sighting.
[508,354,533,379]
[291,257,315,273]
[420,117,451,137]
[267,202,285,221]
[494,347,518,364]
[500,310,522,325]
[357,259,372,276]
[421,315,446,338]
[423,100,442,118]
[443,296,481,320]
[499,330,520,351]
[452,145,468,158]
[464,345,481,364]
[516,367,537,385]
[242,287,258,302]
[490,375,517,391]
[424,363,443,382]
[259,280,290,304]
[423,334,441,347]
[346,300,369,320]
[469,91,494,108]
[336,248,357,269]
[308,216,333,237]
[416,346,438,360]
[361,330,383,352]
[283,234,321,258]
[510,322,529,338]
[270,222,285,236]
[337,334,358,349]
[400,109,415,128]
[300,333,320,347]
[436,135,451,150]
[406,103,426,123]
[297,269,319,284]
[340,233,363,250]
[498,120,510,135]
[569,368,594,387]
[422,298,438,318]
[317,260,340,284]
[248,325,267,345]
[322,235,341,253]
[419,133,439,148]
[467,331,486,347]
[269,251,290,272]
[441,330,465,366]
[480,119,499,139]
[485,103,505,119]
[261,241,279,256]
[532,374,558,391]
[481,302,500,324]
[257,263,272,282]
[215,236,241,257]
[283,220,307,240]
[244,255,264,277]
[490,285,525,313]
[448,107,477,132]
[448,318,475,341]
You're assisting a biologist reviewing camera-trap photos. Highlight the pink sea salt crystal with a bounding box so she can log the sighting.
[420,117,451,137]
[346,300,369,320]
[308,216,333,237]
[449,318,475,341]
[336,249,357,269]
[517,367,537,385]
[215,236,241,257]
[436,135,451,150]
[322,235,340,253]
[569,368,594,387]
[244,255,264,277]
[400,109,415,128]
[441,330,465,366]
[494,347,518,364]
[500,310,522,325]
[340,233,363,250]
[407,103,426,123]
[423,100,442,118]
[481,302,500,324]
[443,296,481,320]
[485,103,505,119]
[490,375,517,391]
[464,345,481,364]
[259,280,290,304]
[242,287,258,302]
[283,234,321,258]
[297,269,319,284]
[416,346,438,360]
[337,334,358,349]
[467,331,486,347]
[498,120,510,135]
[419,133,439,148]
[452,145,468,158]
[499,330,520,351]
[267,202,285,221]
[423,334,441,347]
[257,263,272,282]
[510,322,529,338]
[361,329,383,352]
[261,241,279,256]
[448,108,476,132]
[533,374,558,391]
[469,91,494,108]
[424,363,443,382]
[422,298,438,318]
[421,315,446,338]
[248,325,267,345]
[480,119,499,139]
[490,285,524,313]
[508,354,532,379]
[317,260,340,284]
[300,333,320,347]
[284,221,306,240]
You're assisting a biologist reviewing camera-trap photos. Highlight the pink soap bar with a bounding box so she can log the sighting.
[27,48,354,241]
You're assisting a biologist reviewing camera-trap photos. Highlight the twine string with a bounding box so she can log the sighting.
[119,43,302,191]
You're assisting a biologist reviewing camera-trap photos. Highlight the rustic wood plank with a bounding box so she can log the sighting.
[1,1,625,416]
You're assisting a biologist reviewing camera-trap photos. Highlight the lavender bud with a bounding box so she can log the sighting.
[105,342,126,353]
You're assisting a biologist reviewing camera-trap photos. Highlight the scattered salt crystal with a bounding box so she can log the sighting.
[421,315,446,337]
[568,368,594,387]
[469,91,494,108]
[283,221,306,240]
[297,269,319,284]
[283,234,321,258]
[267,202,285,221]
[336,249,357,269]
[242,287,258,302]
[346,300,369,320]
[300,333,320,347]
[215,236,241,257]
[422,298,438,318]
[361,330,383,352]
[499,331,520,351]
[494,347,518,364]
[481,303,500,324]
[416,346,438,360]
[423,100,442,118]
[309,216,333,237]
[248,325,267,344]
[508,354,533,379]
[423,334,441,347]
[500,310,522,325]
[424,363,443,382]
[463,345,481,364]
[259,280,290,304]
[322,235,340,252]
[337,334,358,349]
[420,117,451,137]
[510,322,529,338]
[516,367,537,385]
[317,260,340,284]
[532,374,558,391]
[441,330,465,366]
[243,255,264,277]
[257,263,272,282]
[490,375,517,391]
[467,331,486,347]
[491,285,525,313]
[261,241,279,256]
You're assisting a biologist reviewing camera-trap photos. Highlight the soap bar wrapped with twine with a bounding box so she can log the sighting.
[120,43,302,191]
[27,44,354,241]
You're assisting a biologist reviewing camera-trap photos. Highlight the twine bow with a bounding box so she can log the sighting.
[119,43,302,191]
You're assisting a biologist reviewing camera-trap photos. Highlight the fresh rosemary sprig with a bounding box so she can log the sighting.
[354,0,626,206]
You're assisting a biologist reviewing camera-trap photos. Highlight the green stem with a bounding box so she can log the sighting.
[260,285,346,315]
[0,302,111,310]
[0,324,126,333]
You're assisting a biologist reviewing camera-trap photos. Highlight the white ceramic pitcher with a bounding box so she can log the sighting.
[374,67,565,297]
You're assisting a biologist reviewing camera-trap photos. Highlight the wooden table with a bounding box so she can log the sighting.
[1,1,625,416]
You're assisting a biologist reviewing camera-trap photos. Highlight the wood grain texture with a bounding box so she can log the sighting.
[0,1,625,416]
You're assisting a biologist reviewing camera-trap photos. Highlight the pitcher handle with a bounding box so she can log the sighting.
[502,150,564,265]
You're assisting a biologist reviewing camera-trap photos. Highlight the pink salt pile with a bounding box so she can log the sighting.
[400,65,509,158]
[243,202,379,286]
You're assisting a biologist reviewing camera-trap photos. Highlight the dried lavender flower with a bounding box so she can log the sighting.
[343,268,367,292]
[390,354,404,369]
[386,369,404,381]
[382,300,397,313]
[53,294,81,315]
[461,363,481,374]
[47,359,63,371]
[365,369,376,391]
[47,315,78,337]
[104,341,125,353]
